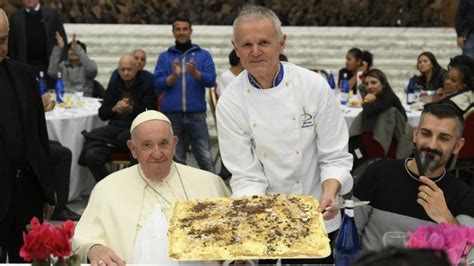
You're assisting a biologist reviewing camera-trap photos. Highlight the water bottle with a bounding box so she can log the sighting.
[340,73,349,105]
[38,71,47,96]
[328,71,336,90]
[406,78,416,105]
[335,200,361,266]
[55,72,65,104]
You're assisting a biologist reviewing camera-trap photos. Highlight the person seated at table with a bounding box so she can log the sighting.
[339,47,373,94]
[132,48,147,71]
[107,49,153,87]
[355,50,374,99]
[361,68,407,121]
[41,94,81,221]
[73,110,230,264]
[353,103,474,251]
[432,63,473,115]
[361,50,374,73]
[216,49,243,97]
[449,55,474,76]
[408,51,447,102]
[47,32,97,97]
[279,53,288,62]
[78,54,156,182]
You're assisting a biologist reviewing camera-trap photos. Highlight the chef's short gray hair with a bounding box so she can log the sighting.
[232,5,282,42]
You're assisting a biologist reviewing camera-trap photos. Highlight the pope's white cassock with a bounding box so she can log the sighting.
[73,162,230,263]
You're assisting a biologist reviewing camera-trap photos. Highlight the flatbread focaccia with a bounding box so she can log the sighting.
[168,194,331,260]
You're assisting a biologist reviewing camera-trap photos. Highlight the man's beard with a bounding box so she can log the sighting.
[420,147,443,174]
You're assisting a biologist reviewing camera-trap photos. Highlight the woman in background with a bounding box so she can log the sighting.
[362,69,407,120]
[433,63,473,114]
[409,52,447,102]
[339,48,373,95]
[338,47,362,93]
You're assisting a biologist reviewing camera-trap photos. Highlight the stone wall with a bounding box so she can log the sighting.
[65,24,459,94]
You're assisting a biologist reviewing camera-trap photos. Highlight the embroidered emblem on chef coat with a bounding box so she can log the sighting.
[300,106,314,128]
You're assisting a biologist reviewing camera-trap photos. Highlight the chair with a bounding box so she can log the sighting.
[449,107,474,181]
[361,131,397,159]
[208,86,220,166]
[109,152,131,172]
[349,107,413,179]
[92,80,105,98]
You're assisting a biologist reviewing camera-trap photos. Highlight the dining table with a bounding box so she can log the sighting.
[341,105,422,129]
[45,97,106,201]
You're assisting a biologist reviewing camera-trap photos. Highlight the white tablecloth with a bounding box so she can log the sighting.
[46,97,106,201]
[341,105,422,129]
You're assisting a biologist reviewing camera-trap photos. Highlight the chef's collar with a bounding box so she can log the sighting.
[248,62,284,89]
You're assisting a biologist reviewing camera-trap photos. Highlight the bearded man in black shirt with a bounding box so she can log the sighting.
[354,103,474,251]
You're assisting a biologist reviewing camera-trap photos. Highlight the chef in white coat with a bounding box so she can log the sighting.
[216,5,353,264]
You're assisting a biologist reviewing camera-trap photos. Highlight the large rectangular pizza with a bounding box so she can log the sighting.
[168,194,330,260]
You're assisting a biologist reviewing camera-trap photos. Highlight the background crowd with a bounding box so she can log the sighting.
[1,0,458,26]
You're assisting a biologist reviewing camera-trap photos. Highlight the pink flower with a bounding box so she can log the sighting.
[427,233,445,249]
[407,223,474,265]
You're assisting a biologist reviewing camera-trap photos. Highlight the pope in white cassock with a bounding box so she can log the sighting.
[73,110,230,265]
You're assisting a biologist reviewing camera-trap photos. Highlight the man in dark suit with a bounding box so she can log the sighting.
[7,0,66,86]
[0,8,55,262]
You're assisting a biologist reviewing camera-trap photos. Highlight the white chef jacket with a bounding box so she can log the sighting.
[216,62,353,233]
[216,69,237,96]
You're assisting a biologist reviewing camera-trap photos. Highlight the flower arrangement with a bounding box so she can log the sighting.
[406,223,474,265]
[19,217,79,266]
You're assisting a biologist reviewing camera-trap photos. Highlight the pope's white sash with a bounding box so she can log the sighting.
[132,204,179,265]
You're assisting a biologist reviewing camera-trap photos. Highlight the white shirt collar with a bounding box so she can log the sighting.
[25,3,40,13]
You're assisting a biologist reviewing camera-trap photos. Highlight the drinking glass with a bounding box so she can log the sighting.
[383,231,408,247]
[74,91,84,108]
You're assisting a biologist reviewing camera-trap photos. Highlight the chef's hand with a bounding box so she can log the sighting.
[318,179,341,220]
[88,244,126,266]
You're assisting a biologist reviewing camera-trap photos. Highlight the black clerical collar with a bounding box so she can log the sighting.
[175,41,192,53]
[25,3,40,14]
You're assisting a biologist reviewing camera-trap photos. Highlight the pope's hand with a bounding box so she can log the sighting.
[88,245,126,266]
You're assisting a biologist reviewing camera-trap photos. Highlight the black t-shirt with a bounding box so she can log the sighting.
[354,159,474,222]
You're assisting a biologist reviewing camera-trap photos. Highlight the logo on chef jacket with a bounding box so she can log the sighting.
[300,107,314,128]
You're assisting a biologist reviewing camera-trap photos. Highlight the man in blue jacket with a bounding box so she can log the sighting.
[154,17,216,173]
